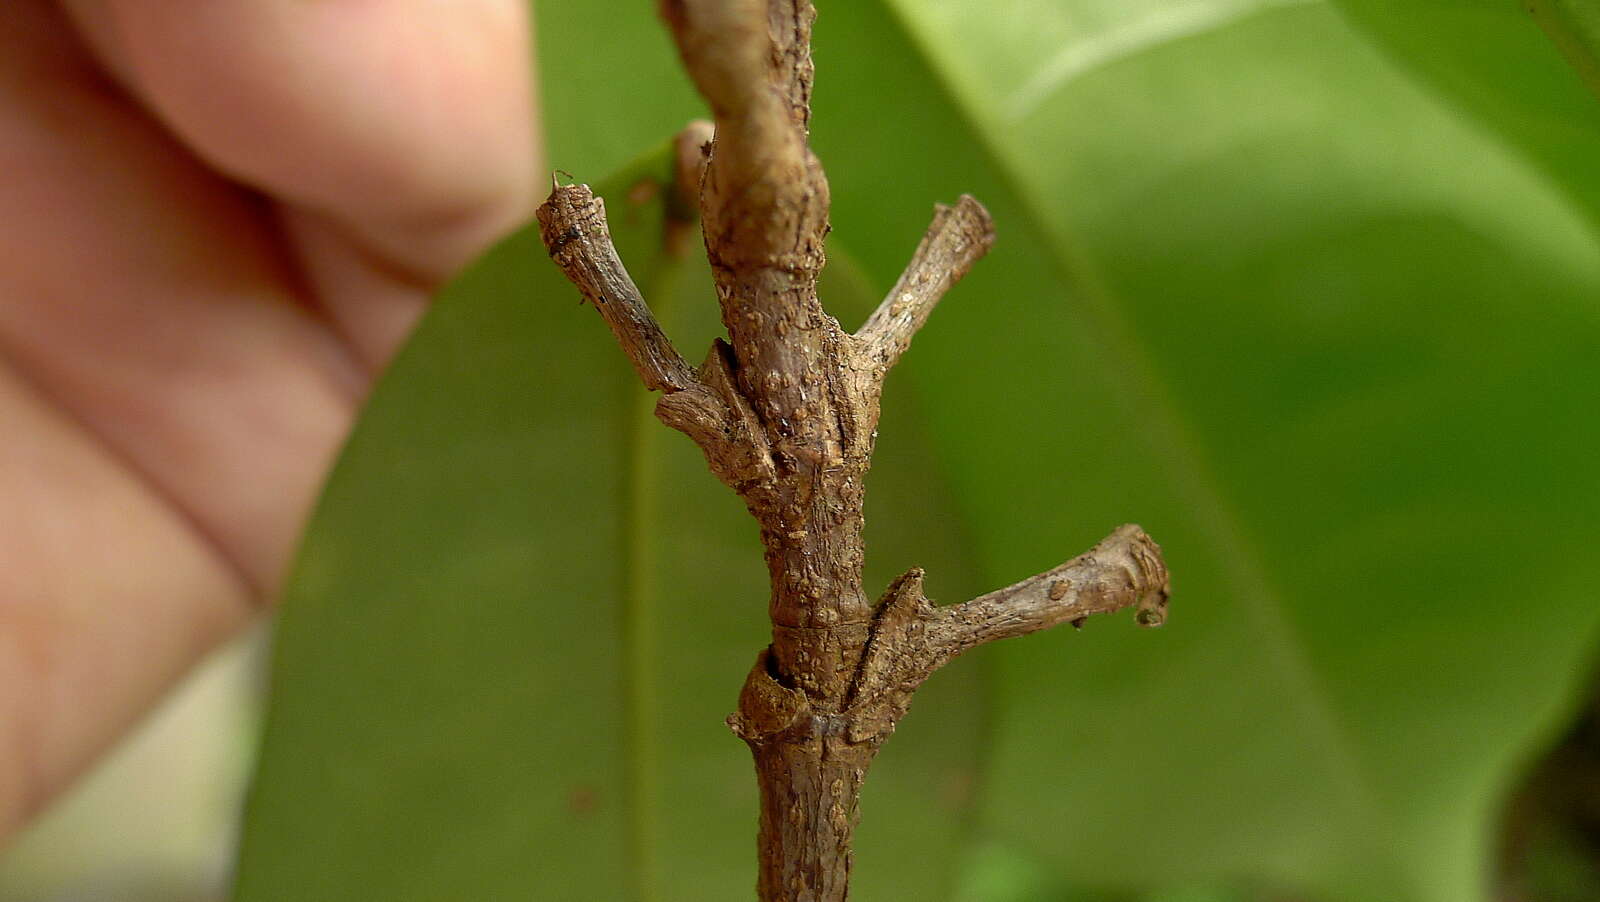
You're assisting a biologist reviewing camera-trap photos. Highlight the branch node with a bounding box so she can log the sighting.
[836,569,935,741]
[835,527,1171,755]
[729,649,812,744]
[655,339,779,501]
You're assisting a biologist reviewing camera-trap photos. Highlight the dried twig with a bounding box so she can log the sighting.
[536,2,1170,898]
[536,185,697,393]
[856,195,996,374]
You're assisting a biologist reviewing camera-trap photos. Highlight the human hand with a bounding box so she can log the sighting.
[0,0,538,839]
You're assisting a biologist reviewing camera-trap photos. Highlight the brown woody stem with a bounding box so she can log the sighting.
[535,185,697,393]
[857,195,996,375]
[535,2,1171,899]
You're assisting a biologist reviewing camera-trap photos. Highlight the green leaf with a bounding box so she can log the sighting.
[531,1,1600,900]
[231,150,987,900]
[1327,0,1600,223]
[1526,0,1600,101]
[237,1,1600,900]
[812,2,1600,900]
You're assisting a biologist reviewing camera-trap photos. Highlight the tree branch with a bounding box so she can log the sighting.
[537,3,1171,898]
[856,195,996,374]
[663,0,866,663]
[660,0,826,275]
[928,523,1170,658]
[840,524,1170,744]
[655,340,779,502]
[535,183,698,393]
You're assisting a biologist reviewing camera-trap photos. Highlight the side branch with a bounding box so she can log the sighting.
[840,525,1170,743]
[856,195,996,373]
[927,523,1170,660]
[536,183,698,393]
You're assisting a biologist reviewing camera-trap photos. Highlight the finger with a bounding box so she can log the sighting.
[275,206,438,371]
[0,356,253,840]
[59,0,541,285]
[0,0,360,597]
[0,0,359,839]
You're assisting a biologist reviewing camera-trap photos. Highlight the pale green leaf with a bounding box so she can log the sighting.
[1328,0,1600,222]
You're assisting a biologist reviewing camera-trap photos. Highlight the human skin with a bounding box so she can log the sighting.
[0,0,539,841]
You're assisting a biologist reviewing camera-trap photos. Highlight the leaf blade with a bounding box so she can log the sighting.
[810,0,1600,898]
[232,211,639,901]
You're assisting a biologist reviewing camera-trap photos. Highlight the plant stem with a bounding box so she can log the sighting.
[536,3,1171,898]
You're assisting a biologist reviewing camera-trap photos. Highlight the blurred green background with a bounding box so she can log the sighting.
[7,0,1600,900]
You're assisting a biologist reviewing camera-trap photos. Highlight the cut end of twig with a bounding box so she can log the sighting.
[1117,522,1171,628]
[1135,581,1171,628]
[535,183,597,257]
[949,194,997,252]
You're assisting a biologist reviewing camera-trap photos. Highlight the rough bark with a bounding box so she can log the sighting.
[536,2,1172,899]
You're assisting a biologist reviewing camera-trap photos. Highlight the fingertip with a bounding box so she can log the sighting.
[71,0,540,280]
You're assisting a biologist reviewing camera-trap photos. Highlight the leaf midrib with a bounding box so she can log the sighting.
[869,0,1414,893]
[622,247,692,902]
